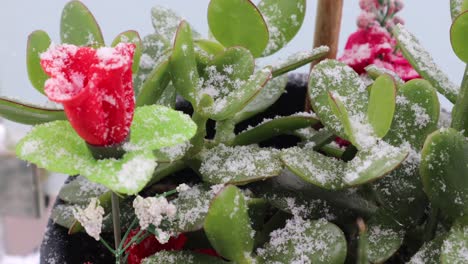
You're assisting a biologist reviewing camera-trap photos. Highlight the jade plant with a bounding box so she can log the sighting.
[1,0,467,263]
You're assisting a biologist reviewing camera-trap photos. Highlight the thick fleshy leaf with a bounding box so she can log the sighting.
[151,6,200,41]
[153,142,190,163]
[309,60,368,138]
[195,39,225,56]
[134,34,170,93]
[170,21,199,105]
[81,150,157,195]
[16,121,94,175]
[367,74,396,138]
[282,142,408,189]
[420,128,468,220]
[365,213,405,263]
[111,30,142,73]
[251,170,378,219]
[451,66,468,135]
[204,185,254,262]
[408,234,446,264]
[441,225,468,263]
[136,57,171,106]
[0,97,66,125]
[142,251,227,264]
[171,184,218,232]
[393,24,459,103]
[451,0,468,20]
[328,92,357,147]
[51,204,79,230]
[58,176,109,205]
[271,47,329,77]
[281,147,346,190]
[233,74,288,123]
[365,64,404,86]
[156,82,177,108]
[234,114,319,145]
[124,105,197,151]
[27,30,51,95]
[199,145,282,184]
[451,11,468,62]
[209,67,272,120]
[60,1,104,47]
[208,0,269,57]
[258,0,306,56]
[385,79,440,148]
[257,218,347,264]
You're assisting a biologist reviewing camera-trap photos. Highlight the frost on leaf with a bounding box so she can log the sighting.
[133,195,177,230]
[73,198,105,240]
[199,144,283,184]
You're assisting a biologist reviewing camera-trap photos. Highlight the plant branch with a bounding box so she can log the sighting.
[111,193,122,255]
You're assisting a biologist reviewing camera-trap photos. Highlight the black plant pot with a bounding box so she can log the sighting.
[39,73,309,264]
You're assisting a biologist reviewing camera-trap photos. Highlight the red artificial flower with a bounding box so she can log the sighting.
[124,230,187,264]
[40,43,136,146]
[339,26,420,81]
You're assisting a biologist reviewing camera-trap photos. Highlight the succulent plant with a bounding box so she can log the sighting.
[2,0,468,263]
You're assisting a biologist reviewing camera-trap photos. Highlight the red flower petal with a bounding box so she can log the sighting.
[41,43,135,146]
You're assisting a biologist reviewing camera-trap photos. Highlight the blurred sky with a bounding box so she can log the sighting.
[0,0,464,108]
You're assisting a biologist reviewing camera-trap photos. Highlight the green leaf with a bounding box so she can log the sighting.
[151,6,201,41]
[156,82,177,108]
[153,142,190,163]
[365,213,405,263]
[199,145,282,184]
[257,218,347,264]
[282,142,408,189]
[451,66,468,136]
[26,30,51,95]
[209,67,272,121]
[58,176,108,205]
[441,225,468,264]
[367,74,396,138]
[233,74,288,123]
[420,128,468,220]
[208,0,269,57]
[169,21,199,105]
[271,47,329,77]
[16,121,94,175]
[309,60,368,139]
[233,114,319,146]
[365,64,404,86]
[125,105,197,151]
[327,92,357,147]
[142,251,227,264]
[81,150,157,195]
[281,147,346,190]
[451,11,468,62]
[451,0,468,21]
[393,24,459,103]
[0,96,66,125]
[111,30,142,73]
[134,34,170,93]
[204,185,254,262]
[60,1,104,47]
[258,0,306,56]
[408,234,446,264]
[385,79,440,148]
[51,204,79,229]
[195,39,225,56]
[171,184,217,232]
[136,57,171,106]
[251,170,378,218]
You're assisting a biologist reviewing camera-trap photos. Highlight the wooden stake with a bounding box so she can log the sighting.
[306,0,344,111]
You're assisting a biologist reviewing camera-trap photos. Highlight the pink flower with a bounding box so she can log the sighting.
[40,43,136,146]
[359,0,379,11]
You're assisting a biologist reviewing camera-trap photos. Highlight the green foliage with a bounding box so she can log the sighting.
[204,185,254,262]
[60,0,104,47]
[111,30,142,73]
[0,97,66,125]
[26,30,51,95]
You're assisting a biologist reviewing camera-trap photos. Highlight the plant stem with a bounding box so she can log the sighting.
[214,119,236,145]
[451,64,468,136]
[99,236,116,255]
[111,192,122,260]
[188,111,208,157]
